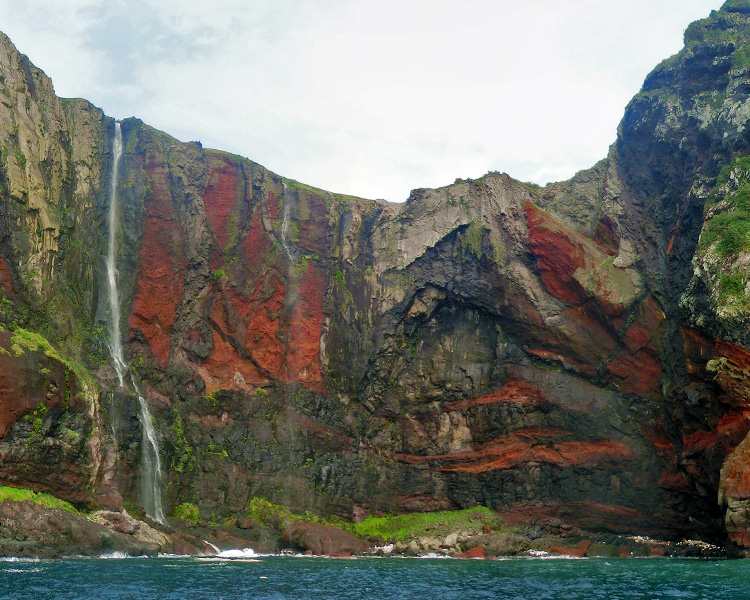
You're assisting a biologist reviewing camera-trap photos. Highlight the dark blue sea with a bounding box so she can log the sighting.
[2,555,749,599]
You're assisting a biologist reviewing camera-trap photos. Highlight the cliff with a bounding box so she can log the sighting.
[1,1,750,550]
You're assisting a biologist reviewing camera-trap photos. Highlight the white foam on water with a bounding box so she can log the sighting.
[0,557,41,562]
[100,551,131,559]
[215,548,257,559]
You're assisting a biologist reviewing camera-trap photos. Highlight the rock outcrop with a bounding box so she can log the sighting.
[0,500,207,558]
[1,0,750,552]
[284,522,370,556]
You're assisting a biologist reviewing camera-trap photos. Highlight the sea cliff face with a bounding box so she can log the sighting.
[1,1,750,549]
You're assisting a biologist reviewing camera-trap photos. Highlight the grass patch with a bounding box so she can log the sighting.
[0,485,80,514]
[245,497,501,542]
[350,506,501,542]
[8,327,94,389]
[719,271,748,305]
[700,157,750,259]
[282,177,367,205]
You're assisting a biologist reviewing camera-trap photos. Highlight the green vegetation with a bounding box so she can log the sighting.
[350,506,501,542]
[682,4,750,54]
[719,271,747,304]
[245,497,501,542]
[700,157,750,258]
[213,268,225,280]
[684,20,707,44]
[14,149,26,169]
[205,389,221,410]
[247,497,297,528]
[723,0,750,13]
[8,327,94,389]
[201,442,229,459]
[281,177,366,206]
[172,502,201,524]
[458,221,485,259]
[0,485,80,514]
[696,156,750,310]
[26,401,47,433]
[225,213,239,252]
[169,413,195,474]
[734,44,750,68]
[701,208,750,257]
[334,270,346,287]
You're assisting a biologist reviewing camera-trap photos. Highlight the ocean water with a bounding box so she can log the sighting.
[2,555,750,600]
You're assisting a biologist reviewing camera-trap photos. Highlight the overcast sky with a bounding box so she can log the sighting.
[0,0,722,201]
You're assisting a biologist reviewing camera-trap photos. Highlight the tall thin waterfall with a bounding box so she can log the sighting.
[280,183,294,262]
[106,122,166,524]
[106,123,126,386]
[135,374,166,524]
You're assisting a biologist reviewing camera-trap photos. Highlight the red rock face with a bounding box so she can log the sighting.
[285,261,324,388]
[200,280,286,393]
[128,152,186,367]
[195,175,325,393]
[0,331,82,437]
[0,257,12,294]
[525,200,598,304]
[0,331,96,504]
[203,154,241,269]
[713,340,750,409]
[723,440,750,500]
[525,201,665,398]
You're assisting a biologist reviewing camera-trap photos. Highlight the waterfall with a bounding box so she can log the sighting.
[135,376,166,524]
[280,183,294,262]
[106,123,125,387]
[105,121,166,525]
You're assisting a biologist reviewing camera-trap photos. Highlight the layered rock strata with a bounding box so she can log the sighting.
[1,1,750,550]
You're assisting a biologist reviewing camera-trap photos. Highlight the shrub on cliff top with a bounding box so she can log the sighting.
[723,0,750,14]
[0,485,80,514]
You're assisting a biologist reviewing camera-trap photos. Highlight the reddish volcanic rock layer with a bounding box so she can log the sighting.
[128,153,187,367]
[525,200,599,305]
[395,429,633,475]
[0,257,12,294]
[442,380,547,412]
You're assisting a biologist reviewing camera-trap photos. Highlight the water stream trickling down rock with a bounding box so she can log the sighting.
[106,122,166,524]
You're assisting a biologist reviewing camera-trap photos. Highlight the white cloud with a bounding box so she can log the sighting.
[0,0,723,200]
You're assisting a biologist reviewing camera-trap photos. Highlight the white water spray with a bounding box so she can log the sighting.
[106,122,166,524]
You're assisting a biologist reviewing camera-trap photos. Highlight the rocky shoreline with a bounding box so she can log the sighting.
[0,499,727,560]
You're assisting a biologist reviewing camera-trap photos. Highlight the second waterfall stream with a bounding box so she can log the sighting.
[106,121,166,524]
